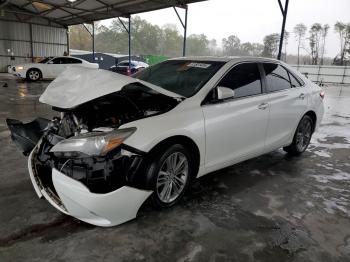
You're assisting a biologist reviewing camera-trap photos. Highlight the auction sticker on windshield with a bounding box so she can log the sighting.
[187,62,211,69]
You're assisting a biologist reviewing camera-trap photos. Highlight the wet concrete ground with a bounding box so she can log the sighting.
[0,74,350,262]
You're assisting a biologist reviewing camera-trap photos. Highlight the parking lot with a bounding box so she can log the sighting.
[0,75,350,261]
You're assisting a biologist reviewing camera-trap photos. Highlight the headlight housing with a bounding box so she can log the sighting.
[50,127,136,157]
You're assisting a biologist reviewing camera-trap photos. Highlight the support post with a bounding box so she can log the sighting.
[173,5,188,57]
[66,27,70,55]
[277,0,289,60]
[128,16,131,69]
[341,65,347,84]
[183,6,188,56]
[92,21,95,63]
[29,23,34,62]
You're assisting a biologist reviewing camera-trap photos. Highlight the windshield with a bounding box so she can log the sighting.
[39,57,53,64]
[133,60,225,97]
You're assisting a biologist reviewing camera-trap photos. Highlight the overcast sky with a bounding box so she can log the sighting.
[101,0,350,57]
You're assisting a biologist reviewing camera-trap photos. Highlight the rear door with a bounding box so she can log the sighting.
[202,62,270,172]
[262,63,307,151]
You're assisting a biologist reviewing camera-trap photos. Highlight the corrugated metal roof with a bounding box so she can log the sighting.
[3,0,206,26]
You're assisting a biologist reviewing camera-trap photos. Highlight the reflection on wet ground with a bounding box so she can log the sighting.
[0,74,350,261]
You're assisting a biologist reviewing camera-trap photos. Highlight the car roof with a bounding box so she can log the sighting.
[169,56,281,64]
[53,56,83,60]
[118,60,143,64]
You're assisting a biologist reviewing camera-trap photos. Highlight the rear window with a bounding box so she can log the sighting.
[118,62,129,67]
[39,57,53,63]
[134,60,225,97]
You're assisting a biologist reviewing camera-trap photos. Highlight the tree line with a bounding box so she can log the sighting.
[293,22,350,65]
[69,16,350,65]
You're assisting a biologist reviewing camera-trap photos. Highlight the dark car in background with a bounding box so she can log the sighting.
[109,60,149,76]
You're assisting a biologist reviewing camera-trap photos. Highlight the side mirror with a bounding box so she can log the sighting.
[217,86,235,100]
[48,61,53,64]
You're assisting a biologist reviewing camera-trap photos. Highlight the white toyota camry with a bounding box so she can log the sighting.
[10,56,99,81]
[7,57,324,227]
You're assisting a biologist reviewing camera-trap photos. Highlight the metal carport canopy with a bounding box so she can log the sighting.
[2,0,289,61]
[4,0,204,26]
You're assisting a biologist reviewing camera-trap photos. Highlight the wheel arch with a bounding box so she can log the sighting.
[147,135,201,179]
[26,67,43,79]
[304,110,317,132]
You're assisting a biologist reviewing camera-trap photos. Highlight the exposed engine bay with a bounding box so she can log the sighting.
[7,83,180,195]
[56,82,180,137]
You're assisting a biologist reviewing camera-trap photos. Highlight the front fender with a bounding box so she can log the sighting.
[121,106,205,166]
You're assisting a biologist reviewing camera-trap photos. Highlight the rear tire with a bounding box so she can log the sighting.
[283,115,314,156]
[146,144,193,209]
[26,68,42,82]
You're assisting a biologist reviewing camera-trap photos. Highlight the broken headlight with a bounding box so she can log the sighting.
[50,127,136,157]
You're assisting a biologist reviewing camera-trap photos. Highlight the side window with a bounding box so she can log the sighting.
[67,58,82,64]
[263,63,291,92]
[218,63,262,99]
[60,58,70,64]
[51,58,62,64]
[289,72,302,87]
[59,57,80,64]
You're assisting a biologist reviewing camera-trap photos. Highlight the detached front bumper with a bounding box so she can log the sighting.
[13,70,26,78]
[28,148,152,227]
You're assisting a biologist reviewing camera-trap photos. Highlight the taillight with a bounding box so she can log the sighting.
[127,68,131,76]
[320,91,325,99]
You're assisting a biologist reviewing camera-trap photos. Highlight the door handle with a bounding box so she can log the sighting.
[298,93,306,100]
[258,102,268,110]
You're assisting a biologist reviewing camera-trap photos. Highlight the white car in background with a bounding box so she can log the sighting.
[10,56,99,81]
[7,57,324,227]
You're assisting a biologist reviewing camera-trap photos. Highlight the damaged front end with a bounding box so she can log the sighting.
[7,68,181,226]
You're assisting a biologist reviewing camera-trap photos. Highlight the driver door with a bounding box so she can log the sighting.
[202,62,270,172]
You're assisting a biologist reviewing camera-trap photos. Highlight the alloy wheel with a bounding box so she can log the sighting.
[29,71,40,81]
[156,152,189,203]
[296,118,312,152]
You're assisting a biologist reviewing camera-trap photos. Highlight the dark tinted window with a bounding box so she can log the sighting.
[118,62,129,67]
[39,57,53,63]
[134,60,225,97]
[218,63,262,98]
[264,63,291,92]
[51,57,82,64]
[51,58,63,64]
[58,57,82,64]
[66,58,82,64]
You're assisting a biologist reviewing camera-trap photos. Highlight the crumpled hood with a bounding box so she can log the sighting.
[39,67,180,109]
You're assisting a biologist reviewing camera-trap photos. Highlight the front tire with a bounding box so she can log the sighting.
[283,115,314,155]
[26,68,42,81]
[146,144,193,208]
